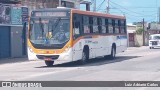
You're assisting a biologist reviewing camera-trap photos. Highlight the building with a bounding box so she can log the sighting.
[147,23,160,35]
[21,0,83,13]
[127,24,136,47]
[0,0,27,59]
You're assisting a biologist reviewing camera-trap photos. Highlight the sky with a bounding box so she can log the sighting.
[80,0,160,23]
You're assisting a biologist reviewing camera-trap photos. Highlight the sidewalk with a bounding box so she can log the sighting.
[0,56,28,65]
[127,46,148,51]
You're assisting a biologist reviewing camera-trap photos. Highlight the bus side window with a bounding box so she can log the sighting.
[108,19,113,34]
[89,16,93,33]
[118,20,121,33]
[112,19,115,33]
[101,18,106,34]
[105,19,109,33]
[120,20,126,34]
[114,19,119,34]
[73,22,80,39]
[83,15,90,34]
[93,17,98,33]
[98,18,102,33]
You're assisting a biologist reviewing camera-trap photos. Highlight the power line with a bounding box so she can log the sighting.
[96,0,105,11]
[109,1,145,15]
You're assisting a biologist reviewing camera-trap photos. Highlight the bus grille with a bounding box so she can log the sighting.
[152,41,158,45]
[36,55,59,60]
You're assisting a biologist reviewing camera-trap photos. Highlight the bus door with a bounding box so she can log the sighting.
[72,14,83,61]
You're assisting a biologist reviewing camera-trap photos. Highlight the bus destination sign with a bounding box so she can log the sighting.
[34,12,67,17]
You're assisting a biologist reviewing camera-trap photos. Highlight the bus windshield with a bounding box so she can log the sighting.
[153,36,160,40]
[29,17,70,49]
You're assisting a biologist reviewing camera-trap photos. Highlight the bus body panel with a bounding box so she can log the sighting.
[72,35,127,61]
[27,8,127,65]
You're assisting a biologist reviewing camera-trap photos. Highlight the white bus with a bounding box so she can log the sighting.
[28,8,127,66]
[149,34,160,49]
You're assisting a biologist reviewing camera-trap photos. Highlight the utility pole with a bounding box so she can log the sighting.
[106,0,109,13]
[142,18,145,46]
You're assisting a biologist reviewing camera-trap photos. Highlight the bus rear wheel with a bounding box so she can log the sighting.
[109,46,116,60]
[45,61,54,67]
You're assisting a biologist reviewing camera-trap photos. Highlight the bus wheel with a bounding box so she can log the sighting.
[79,50,88,65]
[109,46,116,60]
[45,61,54,67]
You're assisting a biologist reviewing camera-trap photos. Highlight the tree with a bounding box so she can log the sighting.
[136,27,144,35]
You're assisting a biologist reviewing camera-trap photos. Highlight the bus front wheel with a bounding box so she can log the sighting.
[79,50,88,65]
[45,61,54,67]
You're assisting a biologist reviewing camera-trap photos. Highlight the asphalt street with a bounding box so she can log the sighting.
[0,46,160,90]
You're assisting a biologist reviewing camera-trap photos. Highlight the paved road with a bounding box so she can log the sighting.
[0,46,160,90]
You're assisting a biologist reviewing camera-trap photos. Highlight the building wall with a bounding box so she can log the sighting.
[127,25,136,47]
[134,34,143,47]
[11,26,23,58]
[0,26,11,58]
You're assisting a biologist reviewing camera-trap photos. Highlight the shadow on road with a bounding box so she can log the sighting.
[35,56,141,68]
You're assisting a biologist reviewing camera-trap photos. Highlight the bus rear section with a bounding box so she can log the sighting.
[149,34,160,49]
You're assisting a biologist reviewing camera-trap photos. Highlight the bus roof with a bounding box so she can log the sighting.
[32,8,125,19]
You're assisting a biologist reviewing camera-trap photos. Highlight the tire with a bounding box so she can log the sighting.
[150,47,152,49]
[109,47,116,60]
[45,61,54,67]
[79,50,88,65]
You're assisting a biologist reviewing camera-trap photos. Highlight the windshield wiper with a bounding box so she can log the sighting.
[51,18,61,33]
[39,18,44,38]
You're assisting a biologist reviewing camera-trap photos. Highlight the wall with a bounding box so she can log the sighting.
[11,26,23,58]
[0,26,11,58]
[0,25,26,59]
[134,34,143,47]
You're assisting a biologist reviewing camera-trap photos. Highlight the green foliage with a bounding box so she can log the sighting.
[136,27,144,35]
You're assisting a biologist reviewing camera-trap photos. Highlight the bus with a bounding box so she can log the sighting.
[28,8,127,66]
[149,34,160,49]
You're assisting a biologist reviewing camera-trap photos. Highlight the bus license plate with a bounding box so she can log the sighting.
[44,57,52,61]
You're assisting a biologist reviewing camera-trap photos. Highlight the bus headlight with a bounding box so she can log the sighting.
[63,45,71,53]
[28,46,34,53]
